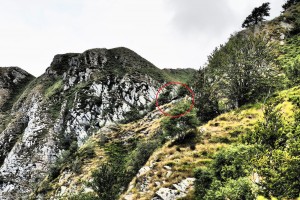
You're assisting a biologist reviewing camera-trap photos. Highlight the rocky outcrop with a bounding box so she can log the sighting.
[152,178,196,200]
[0,48,177,199]
[0,67,34,111]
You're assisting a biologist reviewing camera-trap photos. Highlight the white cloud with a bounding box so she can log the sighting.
[0,0,286,76]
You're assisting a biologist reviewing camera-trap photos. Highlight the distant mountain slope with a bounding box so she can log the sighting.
[162,68,197,83]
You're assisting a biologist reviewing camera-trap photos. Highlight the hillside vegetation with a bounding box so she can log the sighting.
[1,1,300,200]
[37,2,300,200]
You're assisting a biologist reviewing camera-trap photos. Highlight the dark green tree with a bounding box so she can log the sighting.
[242,2,270,28]
[242,104,287,149]
[220,33,278,108]
[242,105,300,199]
[194,168,213,199]
[287,59,300,85]
[161,101,199,142]
[89,162,127,200]
[282,0,300,10]
[195,33,279,111]
[194,68,219,121]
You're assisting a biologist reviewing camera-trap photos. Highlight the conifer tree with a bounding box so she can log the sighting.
[242,2,270,28]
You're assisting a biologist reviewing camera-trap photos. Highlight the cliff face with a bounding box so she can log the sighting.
[0,48,194,199]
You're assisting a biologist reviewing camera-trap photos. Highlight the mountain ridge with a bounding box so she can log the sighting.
[0,47,196,199]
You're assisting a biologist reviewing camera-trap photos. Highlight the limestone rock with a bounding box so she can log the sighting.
[154,188,185,200]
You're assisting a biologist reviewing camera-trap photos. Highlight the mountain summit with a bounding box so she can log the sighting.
[0,47,195,199]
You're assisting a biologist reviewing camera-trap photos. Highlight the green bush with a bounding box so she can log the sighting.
[157,86,172,105]
[127,140,158,175]
[68,192,98,200]
[48,164,60,180]
[71,158,83,174]
[194,168,213,199]
[161,101,199,143]
[204,178,256,200]
[121,108,145,123]
[241,104,300,198]
[212,145,255,181]
[89,162,127,200]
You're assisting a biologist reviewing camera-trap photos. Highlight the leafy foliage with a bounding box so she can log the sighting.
[241,102,300,199]
[89,162,127,200]
[194,145,257,199]
[162,101,199,142]
[127,140,158,175]
[204,178,257,200]
[277,36,300,85]
[195,33,279,122]
[282,0,300,11]
[195,69,219,121]
[194,168,213,198]
[242,2,270,28]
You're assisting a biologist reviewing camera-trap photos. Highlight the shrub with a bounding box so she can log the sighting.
[161,101,199,143]
[89,162,127,200]
[194,168,213,199]
[48,164,60,180]
[68,192,98,200]
[204,178,256,200]
[157,87,172,105]
[212,145,255,181]
[71,157,83,174]
[127,140,158,175]
[121,108,145,123]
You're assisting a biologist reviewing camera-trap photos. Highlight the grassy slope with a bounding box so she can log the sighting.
[32,108,163,199]
[123,86,300,200]
[162,68,197,83]
[31,85,299,199]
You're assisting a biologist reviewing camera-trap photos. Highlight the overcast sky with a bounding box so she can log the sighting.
[0,0,285,76]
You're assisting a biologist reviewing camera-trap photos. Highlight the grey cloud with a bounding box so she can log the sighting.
[166,0,239,36]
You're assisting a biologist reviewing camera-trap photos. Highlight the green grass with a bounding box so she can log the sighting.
[45,80,63,98]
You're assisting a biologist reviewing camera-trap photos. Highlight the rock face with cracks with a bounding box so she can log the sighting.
[0,47,194,199]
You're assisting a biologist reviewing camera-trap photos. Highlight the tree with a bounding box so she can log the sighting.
[161,101,199,142]
[242,2,270,28]
[243,104,300,199]
[287,59,300,85]
[205,178,257,200]
[282,0,300,11]
[89,162,127,200]
[220,33,278,108]
[195,33,279,110]
[194,68,219,121]
[242,104,287,149]
[194,168,213,199]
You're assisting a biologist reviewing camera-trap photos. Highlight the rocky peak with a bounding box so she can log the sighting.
[46,47,158,77]
[0,67,33,88]
[0,47,169,199]
[0,46,197,199]
[0,67,34,111]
